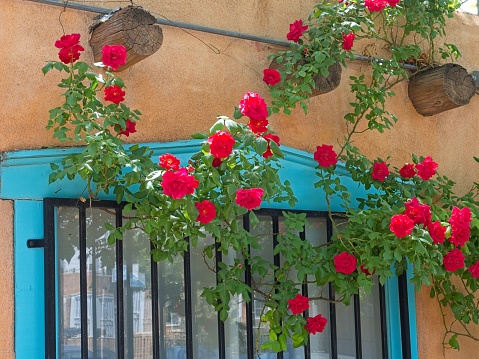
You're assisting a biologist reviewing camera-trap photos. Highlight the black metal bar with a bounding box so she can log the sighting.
[158,261,167,359]
[43,200,57,359]
[353,294,362,359]
[326,218,338,359]
[398,273,412,359]
[115,209,125,359]
[271,216,284,359]
[184,238,194,359]
[216,242,226,359]
[300,229,311,359]
[150,242,160,359]
[243,214,255,359]
[79,206,89,359]
[379,283,389,359]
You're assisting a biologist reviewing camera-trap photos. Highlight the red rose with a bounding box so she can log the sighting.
[239,92,268,121]
[468,261,479,278]
[208,131,235,158]
[360,264,376,276]
[262,134,281,159]
[287,293,309,315]
[287,19,308,43]
[342,32,355,51]
[443,248,465,272]
[248,118,269,134]
[235,188,264,210]
[403,197,431,226]
[371,161,389,181]
[449,206,472,247]
[365,0,387,12]
[415,156,438,180]
[314,145,338,168]
[58,44,84,64]
[119,119,136,137]
[55,33,81,48]
[305,314,328,335]
[333,251,357,274]
[104,85,125,104]
[386,0,400,6]
[212,157,223,167]
[101,45,127,70]
[161,168,200,199]
[399,163,416,178]
[263,68,281,86]
[159,153,181,171]
[390,214,414,238]
[428,221,447,244]
[195,200,216,224]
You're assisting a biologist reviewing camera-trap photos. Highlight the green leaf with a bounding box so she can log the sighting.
[448,334,459,349]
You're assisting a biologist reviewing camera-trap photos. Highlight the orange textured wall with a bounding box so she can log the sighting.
[3,0,479,358]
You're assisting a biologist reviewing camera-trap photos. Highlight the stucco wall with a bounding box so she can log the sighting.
[3,0,479,358]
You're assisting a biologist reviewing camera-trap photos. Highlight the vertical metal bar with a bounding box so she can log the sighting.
[272,216,283,359]
[158,261,167,359]
[326,218,338,359]
[300,229,311,359]
[353,294,362,359]
[79,206,89,359]
[398,273,412,359]
[216,242,226,359]
[115,209,125,359]
[243,214,254,359]
[43,200,57,359]
[378,283,389,359]
[184,238,194,359]
[150,242,160,359]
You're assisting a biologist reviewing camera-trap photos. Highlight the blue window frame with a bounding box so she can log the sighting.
[0,141,418,359]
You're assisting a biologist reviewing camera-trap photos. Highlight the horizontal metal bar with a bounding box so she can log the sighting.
[27,239,44,248]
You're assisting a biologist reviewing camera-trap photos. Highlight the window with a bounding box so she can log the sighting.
[43,198,400,359]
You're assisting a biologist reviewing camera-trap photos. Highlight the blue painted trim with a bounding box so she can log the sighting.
[407,266,419,359]
[385,276,402,359]
[14,200,45,358]
[0,141,366,212]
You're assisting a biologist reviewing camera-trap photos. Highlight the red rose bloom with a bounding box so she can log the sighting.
[239,92,268,121]
[159,153,181,171]
[305,314,328,335]
[443,248,465,272]
[334,252,357,275]
[212,157,223,167]
[119,119,136,137]
[468,261,479,278]
[415,156,438,180]
[399,163,416,178]
[55,33,81,48]
[262,134,281,159]
[386,0,400,6]
[161,168,200,199]
[195,200,217,224]
[208,131,235,158]
[404,197,431,226]
[101,44,127,70]
[449,206,472,247]
[287,19,308,43]
[342,32,355,51]
[287,293,309,315]
[371,161,389,181]
[390,214,414,238]
[58,44,84,64]
[314,145,338,168]
[248,118,269,134]
[365,0,387,12]
[360,264,376,276]
[263,68,281,86]
[235,188,264,210]
[428,221,447,244]
[104,85,125,104]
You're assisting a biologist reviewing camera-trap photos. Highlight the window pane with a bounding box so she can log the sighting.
[360,277,383,359]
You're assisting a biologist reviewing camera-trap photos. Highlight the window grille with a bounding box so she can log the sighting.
[43,198,395,359]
